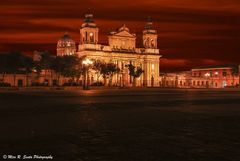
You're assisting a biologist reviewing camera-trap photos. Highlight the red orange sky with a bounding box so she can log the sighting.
[0,0,240,71]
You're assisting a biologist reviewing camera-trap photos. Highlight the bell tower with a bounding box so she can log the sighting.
[80,13,99,44]
[143,17,157,49]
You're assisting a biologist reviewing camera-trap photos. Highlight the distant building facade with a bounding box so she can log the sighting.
[160,65,240,88]
[160,71,191,88]
[1,74,29,87]
[191,65,239,88]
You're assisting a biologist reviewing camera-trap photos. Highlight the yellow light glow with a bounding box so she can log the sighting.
[82,58,93,65]
[205,73,210,77]
[152,64,155,70]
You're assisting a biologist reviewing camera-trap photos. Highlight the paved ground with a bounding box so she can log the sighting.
[0,88,240,161]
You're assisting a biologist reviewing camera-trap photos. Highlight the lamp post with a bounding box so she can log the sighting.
[82,58,93,90]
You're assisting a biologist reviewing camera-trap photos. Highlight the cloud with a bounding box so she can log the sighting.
[160,58,230,71]
[0,0,240,71]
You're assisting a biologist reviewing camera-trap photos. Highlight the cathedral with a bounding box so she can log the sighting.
[57,13,161,87]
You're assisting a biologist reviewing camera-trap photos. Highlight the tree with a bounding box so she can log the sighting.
[33,51,53,82]
[125,63,144,87]
[100,63,120,86]
[0,54,8,82]
[52,55,82,86]
[61,55,82,84]
[51,56,64,85]
[33,61,42,80]
[0,52,34,86]
[21,55,34,87]
[6,52,25,86]
[40,51,53,80]
[93,60,105,85]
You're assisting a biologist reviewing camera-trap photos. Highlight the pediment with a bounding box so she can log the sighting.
[113,30,136,38]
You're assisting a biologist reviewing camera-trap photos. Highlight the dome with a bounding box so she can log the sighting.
[57,32,76,48]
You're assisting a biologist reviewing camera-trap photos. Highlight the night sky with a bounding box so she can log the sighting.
[0,0,240,71]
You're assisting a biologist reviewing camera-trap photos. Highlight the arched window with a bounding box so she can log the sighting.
[90,32,94,43]
[197,81,200,86]
[151,39,154,48]
[145,38,150,48]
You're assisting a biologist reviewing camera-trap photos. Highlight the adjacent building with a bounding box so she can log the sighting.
[191,65,239,88]
[160,65,240,88]
[160,71,191,88]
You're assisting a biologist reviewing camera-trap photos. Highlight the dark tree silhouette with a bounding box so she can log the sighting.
[100,62,120,86]
[93,60,105,85]
[0,54,8,82]
[22,55,34,86]
[125,63,144,87]
[52,55,82,86]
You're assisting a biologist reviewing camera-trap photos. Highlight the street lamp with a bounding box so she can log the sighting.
[82,58,93,90]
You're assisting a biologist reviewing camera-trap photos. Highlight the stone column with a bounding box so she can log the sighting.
[143,60,148,86]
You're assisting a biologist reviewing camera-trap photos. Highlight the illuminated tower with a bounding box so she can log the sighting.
[80,13,99,44]
[143,17,157,49]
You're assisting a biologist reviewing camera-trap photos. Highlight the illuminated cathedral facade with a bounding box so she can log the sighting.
[57,13,161,87]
